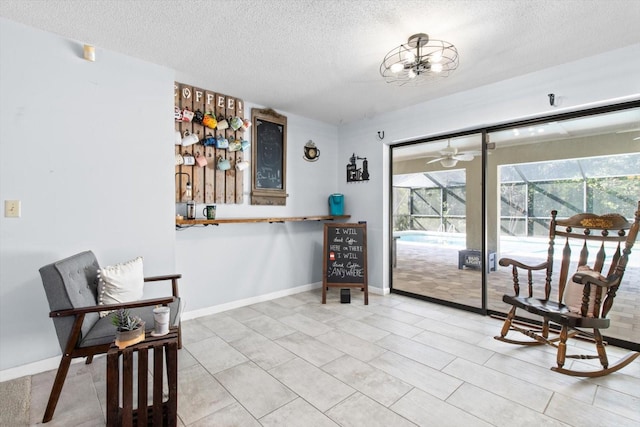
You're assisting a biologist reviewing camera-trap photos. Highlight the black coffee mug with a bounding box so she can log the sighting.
[193,109,204,124]
[203,205,216,220]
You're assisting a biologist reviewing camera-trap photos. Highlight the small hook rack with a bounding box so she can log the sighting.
[377,131,385,140]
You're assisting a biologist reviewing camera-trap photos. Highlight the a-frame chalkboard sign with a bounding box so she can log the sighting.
[322,222,368,304]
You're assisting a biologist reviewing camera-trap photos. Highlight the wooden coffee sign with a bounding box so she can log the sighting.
[175,82,245,205]
[322,223,368,304]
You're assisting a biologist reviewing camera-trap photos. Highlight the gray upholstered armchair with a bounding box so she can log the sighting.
[39,250,182,423]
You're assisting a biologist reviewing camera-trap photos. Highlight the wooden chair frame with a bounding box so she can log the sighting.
[41,257,182,423]
[495,202,639,377]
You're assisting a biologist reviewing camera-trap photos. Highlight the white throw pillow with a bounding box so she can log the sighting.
[98,256,144,316]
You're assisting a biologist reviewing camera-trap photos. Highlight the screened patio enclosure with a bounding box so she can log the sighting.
[394,153,640,238]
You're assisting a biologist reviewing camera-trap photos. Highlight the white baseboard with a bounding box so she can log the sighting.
[0,282,389,382]
[180,282,322,321]
[0,354,88,383]
[369,285,389,295]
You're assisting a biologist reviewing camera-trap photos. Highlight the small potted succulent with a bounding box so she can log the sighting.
[111,309,145,349]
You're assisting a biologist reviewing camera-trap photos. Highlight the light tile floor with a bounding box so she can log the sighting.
[18,289,640,426]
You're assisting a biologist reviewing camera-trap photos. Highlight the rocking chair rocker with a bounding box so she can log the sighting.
[495,202,639,377]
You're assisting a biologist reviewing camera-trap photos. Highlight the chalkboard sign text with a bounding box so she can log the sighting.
[322,223,368,304]
[255,119,284,189]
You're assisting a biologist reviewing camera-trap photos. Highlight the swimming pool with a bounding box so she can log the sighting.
[395,231,466,248]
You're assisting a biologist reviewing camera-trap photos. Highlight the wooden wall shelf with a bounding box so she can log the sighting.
[176,215,351,227]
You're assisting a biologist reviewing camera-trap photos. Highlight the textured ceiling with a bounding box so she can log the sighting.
[1,0,640,125]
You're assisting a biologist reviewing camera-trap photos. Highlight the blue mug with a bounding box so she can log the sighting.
[217,157,231,171]
[216,135,229,149]
[203,134,216,146]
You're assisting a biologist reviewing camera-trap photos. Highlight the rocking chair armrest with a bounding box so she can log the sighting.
[498,258,548,271]
[572,272,618,289]
[50,296,176,318]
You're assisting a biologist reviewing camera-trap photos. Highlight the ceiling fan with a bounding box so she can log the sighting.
[615,127,640,140]
[426,140,481,167]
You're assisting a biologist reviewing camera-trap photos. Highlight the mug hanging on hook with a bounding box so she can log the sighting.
[216,134,229,149]
[203,113,217,129]
[217,156,231,171]
[236,157,249,171]
[182,152,195,166]
[217,115,229,130]
[195,151,207,167]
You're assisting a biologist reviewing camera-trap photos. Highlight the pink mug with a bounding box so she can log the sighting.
[195,152,207,167]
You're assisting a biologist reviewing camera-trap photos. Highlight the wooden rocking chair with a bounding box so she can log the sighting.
[495,201,639,377]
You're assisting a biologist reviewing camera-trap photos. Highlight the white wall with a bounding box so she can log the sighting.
[0,19,341,377]
[0,18,176,371]
[338,43,640,293]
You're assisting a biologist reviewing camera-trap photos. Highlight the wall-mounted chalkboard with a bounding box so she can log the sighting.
[322,222,368,304]
[251,108,287,205]
[255,119,283,189]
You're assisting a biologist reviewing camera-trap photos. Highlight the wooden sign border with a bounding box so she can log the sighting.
[322,222,368,305]
[251,108,287,205]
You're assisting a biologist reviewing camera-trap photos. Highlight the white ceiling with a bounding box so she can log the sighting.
[1,0,640,125]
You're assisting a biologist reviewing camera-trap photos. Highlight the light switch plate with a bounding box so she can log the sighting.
[4,200,21,218]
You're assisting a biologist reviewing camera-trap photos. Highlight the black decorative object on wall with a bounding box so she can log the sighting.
[346,153,369,183]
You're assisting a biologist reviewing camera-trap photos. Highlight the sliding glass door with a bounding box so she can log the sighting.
[391,133,484,310]
[486,107,640,344]
[389,102,640,347]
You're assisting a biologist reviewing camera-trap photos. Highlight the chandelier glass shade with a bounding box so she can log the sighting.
[380,33,459,86]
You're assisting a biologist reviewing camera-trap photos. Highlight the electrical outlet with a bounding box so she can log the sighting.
[4,200,21,218]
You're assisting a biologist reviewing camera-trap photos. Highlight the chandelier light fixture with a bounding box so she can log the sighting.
[380,33,459,86]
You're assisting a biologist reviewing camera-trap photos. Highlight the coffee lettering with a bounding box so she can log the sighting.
[206,93,214,105]
[195,90,203,102]
[182,87,191,99]
[227,98,235,110]
[217,95,225,108]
